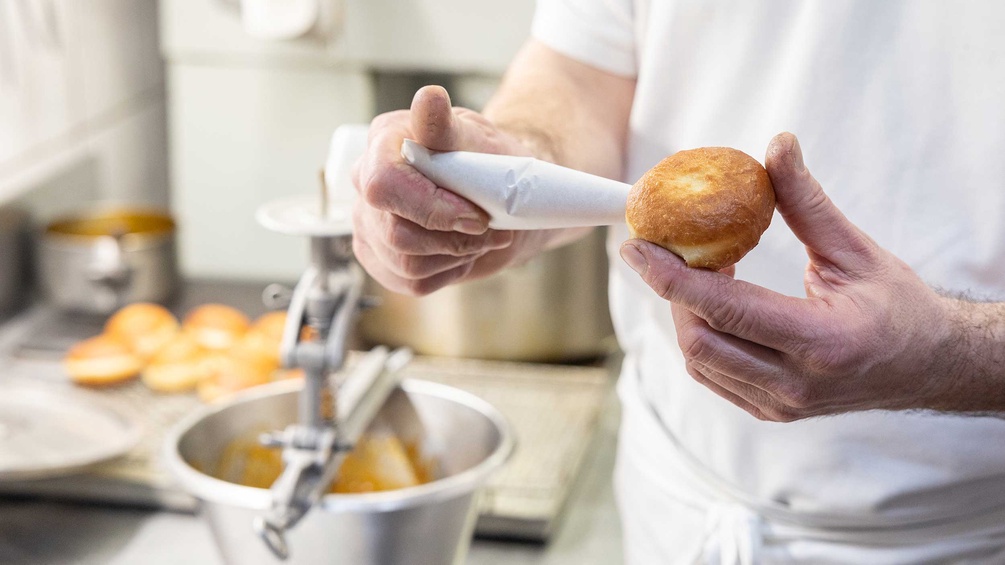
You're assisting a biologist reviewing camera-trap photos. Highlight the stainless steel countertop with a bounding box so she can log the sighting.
[0,281,624,564]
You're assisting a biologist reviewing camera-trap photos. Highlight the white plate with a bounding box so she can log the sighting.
[255,195,354,237]
[0,381,142,481]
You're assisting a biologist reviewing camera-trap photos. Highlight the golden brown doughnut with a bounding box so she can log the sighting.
[249,311,287,342]
[196,350,274,403]
[65,335,143,386]
[104,302,180,360]
[141,333,214,393]
[182,304,251,351]
[626,147,775,270]
[239,311,287,368]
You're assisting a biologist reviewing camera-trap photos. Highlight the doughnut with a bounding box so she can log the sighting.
[196,350,274,403]
[626,147,775,270]
[240,311,287,368]
[65,335,143,386]
[104,302,180,360]
[141,333,214,393]
[182,304,251,351]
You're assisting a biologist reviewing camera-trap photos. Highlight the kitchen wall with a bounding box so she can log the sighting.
[0,1,537,283]
[0,0,167,219]
[160,0,536,282]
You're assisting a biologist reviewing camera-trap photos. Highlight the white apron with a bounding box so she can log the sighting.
[532,1,1005,561]
[616,355,1005,564]
[534,1,1005,558]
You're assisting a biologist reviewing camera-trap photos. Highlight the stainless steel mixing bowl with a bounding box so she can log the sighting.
[165,379,514,565]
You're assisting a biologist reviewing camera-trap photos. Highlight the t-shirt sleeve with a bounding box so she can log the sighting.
[530,0,638,77]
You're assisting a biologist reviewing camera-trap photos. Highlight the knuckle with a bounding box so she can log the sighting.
[402,279,432,296]
[775,380,815,411]
[771,406,795,420]
[756,403,796,423]
[678,327,715,365]
[646,270,676,301]
[705,298,751,335]
[772,407,803,423]
[422,187,461,231]
[361,166,399,209]
[446,233,484,256]
[383,216,414,251]
[395,254,435,279]
[685,363,706,384]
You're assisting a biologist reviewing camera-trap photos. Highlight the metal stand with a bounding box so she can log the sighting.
[251,228,410,560]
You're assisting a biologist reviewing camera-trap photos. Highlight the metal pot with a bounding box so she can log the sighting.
[0,205,30,319]
[165,378,514,565]
[37,207,179,315]
[359,229,615,362]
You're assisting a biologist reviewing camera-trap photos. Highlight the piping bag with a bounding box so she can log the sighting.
[401,139,632,230]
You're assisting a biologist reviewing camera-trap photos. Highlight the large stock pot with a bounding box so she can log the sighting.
[359,229,615,362]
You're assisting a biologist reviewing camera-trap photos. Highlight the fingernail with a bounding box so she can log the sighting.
[790,136,805,172]
[487,230,514,248]
[453,217,487,235]
[620,243,648,275]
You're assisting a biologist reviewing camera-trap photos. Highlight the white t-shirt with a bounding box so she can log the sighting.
[533,1,1005,561]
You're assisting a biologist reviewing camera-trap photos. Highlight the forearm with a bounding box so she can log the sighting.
[471,40,635,262]
[928,295,1005,413]
[484,40,634,180]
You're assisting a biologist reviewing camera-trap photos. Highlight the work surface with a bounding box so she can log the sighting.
[0,281,624,564]
[0,396,622,564]
[0,401,620,565]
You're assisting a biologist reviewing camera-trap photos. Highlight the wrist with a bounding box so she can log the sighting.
[922,294,1005,413]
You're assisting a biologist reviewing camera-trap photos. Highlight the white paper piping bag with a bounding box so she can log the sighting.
[401,139,631,231]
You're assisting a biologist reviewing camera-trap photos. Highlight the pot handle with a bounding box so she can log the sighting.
[86,234,134,295]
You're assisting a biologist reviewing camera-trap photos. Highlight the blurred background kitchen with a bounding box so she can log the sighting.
[0,1,623,564]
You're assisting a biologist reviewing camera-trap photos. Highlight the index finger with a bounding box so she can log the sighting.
[622,240,822,352]
[357,121,489,234]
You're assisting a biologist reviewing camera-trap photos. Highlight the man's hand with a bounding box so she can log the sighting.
[351,85,533,296]
[618,133,981,421]
[353,41,634,297]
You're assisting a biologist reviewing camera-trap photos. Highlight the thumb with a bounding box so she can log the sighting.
[765,133,877,271]
[410,85,468,152]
